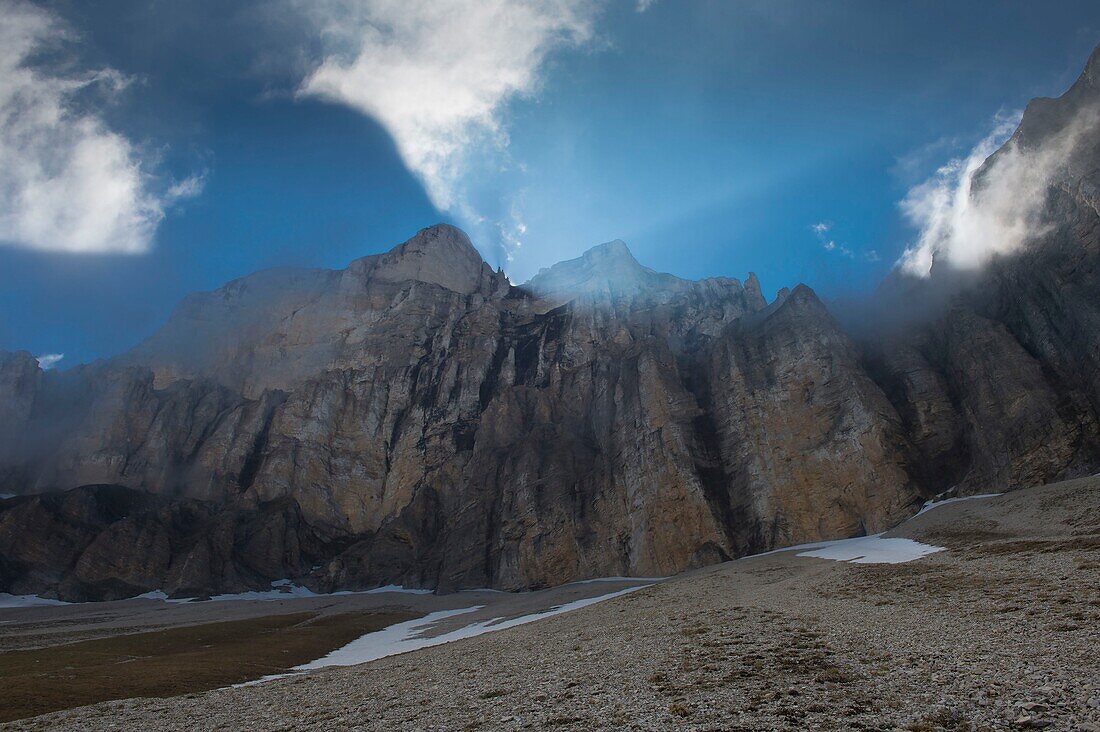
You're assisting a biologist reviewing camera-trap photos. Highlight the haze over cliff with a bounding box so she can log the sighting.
[1,47,1099,603]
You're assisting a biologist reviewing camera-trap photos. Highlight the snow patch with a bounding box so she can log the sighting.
[793,535,945,564]
[364,585,435,595]
[0,593,69,609]
[140,582,435,602]
[744,492,1008,565]
[747,533,944,564]
[242,585,649,686]
[915,493,1002,517]
[570,576,668,584]
[134,580,349,604]
[457,577,664,593]
[294,606,484,672]
[12,580,443,609]
[204,583,322,602]
[301,585,647,671]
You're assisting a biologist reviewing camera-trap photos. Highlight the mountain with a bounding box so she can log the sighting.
[864,44,1100,494]
[1,47,1099,602]
[0,227,919,600]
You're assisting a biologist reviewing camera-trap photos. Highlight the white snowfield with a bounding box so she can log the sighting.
[1,577,647,609]
[793,535,944,564]
[135,580,352,603]
[240,585,650,686]
[915,492,1002,517]
[364,585,435,595]
[0,593,70,609]
[299,585,648,670]
[571,575,668,584]
[132,580,438,604]
[756,492,1002,565]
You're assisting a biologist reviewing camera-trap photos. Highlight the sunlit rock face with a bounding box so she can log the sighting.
[0,224,923,598]
[2,48,1100,601]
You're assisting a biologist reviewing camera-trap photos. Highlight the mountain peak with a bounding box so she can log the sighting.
[524,237,665,303]
[397,224,483,262]
[582,239,636,261]
[359,223,496,295]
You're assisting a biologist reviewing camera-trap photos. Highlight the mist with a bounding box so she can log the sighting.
[898,105,1099,277]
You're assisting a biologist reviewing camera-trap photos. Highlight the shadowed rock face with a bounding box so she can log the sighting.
[865,44,1100,495]
[0,485,335,601]
[0,227,921,599]
[2,48,1100,601]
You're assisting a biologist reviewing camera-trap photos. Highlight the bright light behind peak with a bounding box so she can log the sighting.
[296,0,601,260]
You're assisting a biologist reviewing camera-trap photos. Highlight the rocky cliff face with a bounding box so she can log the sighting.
[0,485,335,601]
[2,48,1099,602]
[865,45,1100,495]
[0,227,923,598]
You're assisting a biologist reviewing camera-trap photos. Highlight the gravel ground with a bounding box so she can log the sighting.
[4,476,1098,731]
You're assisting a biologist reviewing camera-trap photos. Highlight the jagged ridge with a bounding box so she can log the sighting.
[2,46,1100,601]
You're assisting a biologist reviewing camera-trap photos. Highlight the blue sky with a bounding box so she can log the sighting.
[1,0,1098,365]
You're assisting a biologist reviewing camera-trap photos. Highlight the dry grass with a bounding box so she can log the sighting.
[0,610,413,722]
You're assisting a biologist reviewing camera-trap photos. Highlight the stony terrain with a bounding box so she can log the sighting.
[0,579,654,722]
[6,476,1097,731]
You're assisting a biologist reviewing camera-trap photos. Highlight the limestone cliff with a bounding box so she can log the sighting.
[2,48,1099,601]
[0,226,924,598]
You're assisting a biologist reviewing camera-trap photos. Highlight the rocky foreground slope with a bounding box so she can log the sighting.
[7,477,1098,731]
[1,48,1099,601]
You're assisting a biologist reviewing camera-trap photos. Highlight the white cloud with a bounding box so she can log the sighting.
[166,173,206,202]
[496,196,528,264]
[897,107,1098,277]
[635,0,658,11]
[296,0,600,221]
[890,135,959,186]
[810,221,854,258]
[0,0,198,254]
[35,353,63,369]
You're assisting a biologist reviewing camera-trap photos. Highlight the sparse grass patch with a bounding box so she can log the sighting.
[815,666,857,684]
[0,610,413,722]
[669,701,693,717]
[905,708,976,731]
